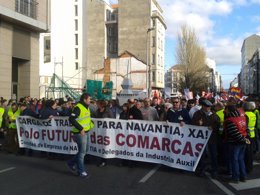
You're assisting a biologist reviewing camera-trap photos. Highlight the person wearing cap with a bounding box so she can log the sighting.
[68,93,94,178]
[192,99,220,178]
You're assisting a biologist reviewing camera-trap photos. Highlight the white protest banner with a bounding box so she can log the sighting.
[16,116,211,172]
[17,116,78,154]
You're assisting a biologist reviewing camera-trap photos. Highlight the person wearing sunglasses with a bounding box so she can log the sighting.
[166,97,191,126]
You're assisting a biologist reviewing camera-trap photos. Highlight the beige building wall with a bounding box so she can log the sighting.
[0,23,13,98]
[19,33,40,98]
[0,0,48,99]
[86,0,109,80]
[118,0,150,63]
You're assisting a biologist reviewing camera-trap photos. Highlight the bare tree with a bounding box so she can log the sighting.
[176,25,209,93]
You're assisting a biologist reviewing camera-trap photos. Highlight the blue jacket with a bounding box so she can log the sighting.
[166,108,191,124]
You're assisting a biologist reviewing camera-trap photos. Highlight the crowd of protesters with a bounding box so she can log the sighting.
[1,94,260,182]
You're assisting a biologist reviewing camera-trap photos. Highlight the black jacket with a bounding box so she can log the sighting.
[128,106,143,120]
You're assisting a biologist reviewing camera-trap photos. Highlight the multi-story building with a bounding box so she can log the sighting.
[248,48,260,95]
[39,0,166,98]
[0,0,49,99]
[165,65,183,95]
[241,34,260,95]
[88,0,166,92]
[206,58,222,93]
[165,59,222,96]
[40,0,88,98]
[117,0,167,91]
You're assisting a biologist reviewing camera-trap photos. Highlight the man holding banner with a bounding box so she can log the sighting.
[68,93,94,178]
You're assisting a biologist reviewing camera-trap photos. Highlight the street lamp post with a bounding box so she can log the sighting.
[146,27,155,98]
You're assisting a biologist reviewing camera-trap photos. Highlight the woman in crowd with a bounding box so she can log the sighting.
[224,104,250,183]
[95,100,114,167]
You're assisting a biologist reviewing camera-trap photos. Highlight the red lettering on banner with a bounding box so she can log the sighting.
[137,135,149,148]
[116,133,125,146]
[195,143,204,157]
[90,132,111,146]
[47,130,55,141]
[182,141,193,156]
[104,136,110,146]
[126,134,136,147]
[171,140,181,154]
[114,133,204,157]
[42,130,47,140]
[150,137,161,150]
[162,138,170,152]
[56,130,61,141]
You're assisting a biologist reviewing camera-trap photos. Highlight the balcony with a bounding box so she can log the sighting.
[15,0,38,19]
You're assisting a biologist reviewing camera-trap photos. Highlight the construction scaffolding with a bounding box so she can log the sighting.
[45,73,81,100]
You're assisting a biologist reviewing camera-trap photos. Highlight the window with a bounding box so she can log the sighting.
[75,19,78,31]
[106,9,111,21]
[75,62,78,70]
[45,38,50,50]
[75,5,78,16]
[75,34,78,45]
[75,48,78,59]
[15,0,38,19]
[44,37,50,63]
[158,55,160,66]
[152,54,156,65]
[108,27,112,36]
[152,36,156,47]
[153,19,156,27]
[152,71,156,82]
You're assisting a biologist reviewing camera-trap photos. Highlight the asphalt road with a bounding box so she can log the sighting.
[0,149,260,195]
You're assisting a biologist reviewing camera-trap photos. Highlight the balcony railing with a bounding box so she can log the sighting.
[15,0,38,19]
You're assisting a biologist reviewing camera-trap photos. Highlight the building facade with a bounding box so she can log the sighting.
[40,0,88,98]
[164,65,183,95]
[87,0,166,92]
[248,48,260,95]
[165,60,222,96]
[118,0,166,90]
[93,51,147,98]
[0,0,48,99]
[39,0,166,98]
[240,34,260,95]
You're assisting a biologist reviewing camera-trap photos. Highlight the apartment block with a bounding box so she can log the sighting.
[0,0,48,99]
[39,0,166,98]
[240,34,260,95]
[248,48,260,95]
[87,0,166,91]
